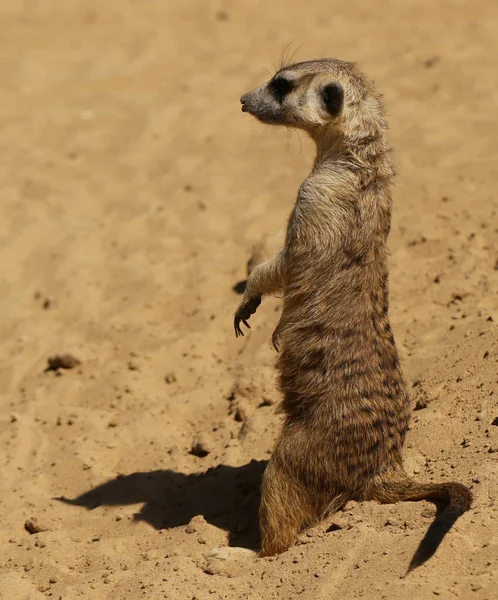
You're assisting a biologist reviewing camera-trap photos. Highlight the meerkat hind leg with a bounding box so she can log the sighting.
[259,460,317,556]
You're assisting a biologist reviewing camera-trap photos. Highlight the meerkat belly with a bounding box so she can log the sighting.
[274,287,410,488]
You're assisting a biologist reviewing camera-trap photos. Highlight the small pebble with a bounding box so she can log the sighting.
[186,515,207,534]
[234,407,246,422]
[45,354,81,372]
[25,518,47,535]
[190,435,210,458]
[165,373,177,384]
[259,396,275,407]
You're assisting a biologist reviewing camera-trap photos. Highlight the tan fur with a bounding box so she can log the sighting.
[234,59,472,564]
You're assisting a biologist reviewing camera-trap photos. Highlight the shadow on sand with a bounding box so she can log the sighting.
[56,459,266,550]
[57,457,456,572]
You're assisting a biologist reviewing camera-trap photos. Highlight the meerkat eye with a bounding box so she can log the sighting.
[269,77,294,102]
[322,82,344,117]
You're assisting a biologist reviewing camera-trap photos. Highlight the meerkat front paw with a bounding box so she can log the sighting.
[234,295,262,337]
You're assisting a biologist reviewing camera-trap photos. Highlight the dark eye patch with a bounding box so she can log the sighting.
[269,77,294,102]
[322,82,344,117]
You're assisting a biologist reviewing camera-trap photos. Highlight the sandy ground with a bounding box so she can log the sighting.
[1,1,497,599]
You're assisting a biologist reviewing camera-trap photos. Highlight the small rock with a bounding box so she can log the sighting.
[326,523,342,533]
[384,519,399,527]
[128,361,138,371]
[488,446,498,454]
[491,417,498,426]
[45,354,81,372]
[25,518,48,534]
[449,292,464,305]
[234,407,246,422]
[204,551,254,579]
[415,397,429,410]
[49,577,57,584]
[165,373,177,384]
[470,582,482,592]
[190,435,210,458]
[186,515,207,534]
[259,396,275,407]
[413,383,431,410]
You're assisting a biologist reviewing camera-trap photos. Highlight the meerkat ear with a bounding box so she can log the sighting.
[322,82,344,117]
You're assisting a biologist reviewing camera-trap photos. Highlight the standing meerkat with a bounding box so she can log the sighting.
[233,58,472,569]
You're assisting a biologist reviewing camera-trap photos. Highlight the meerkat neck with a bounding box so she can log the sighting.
[309,129,344,166]
[311,122,393,185]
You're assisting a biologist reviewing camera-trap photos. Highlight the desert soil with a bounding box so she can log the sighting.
[0,1,497,599]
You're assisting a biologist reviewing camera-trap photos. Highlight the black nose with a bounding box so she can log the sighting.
[240,94,249,111]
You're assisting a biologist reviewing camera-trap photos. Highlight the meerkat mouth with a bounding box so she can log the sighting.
[240,101,280,125]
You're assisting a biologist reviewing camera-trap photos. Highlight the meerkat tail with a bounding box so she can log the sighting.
[401,479,472,573]
[368,474,472,572]
[400,479,473,513]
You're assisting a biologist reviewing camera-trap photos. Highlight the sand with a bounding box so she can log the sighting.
[0,1,497,599]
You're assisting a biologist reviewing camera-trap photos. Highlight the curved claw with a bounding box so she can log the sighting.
[233,295,262,339]
[234,317,245,338]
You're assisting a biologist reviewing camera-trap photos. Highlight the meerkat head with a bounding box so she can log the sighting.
[240,59,382,142]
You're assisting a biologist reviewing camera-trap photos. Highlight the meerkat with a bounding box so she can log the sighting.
[233,58,472,569]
